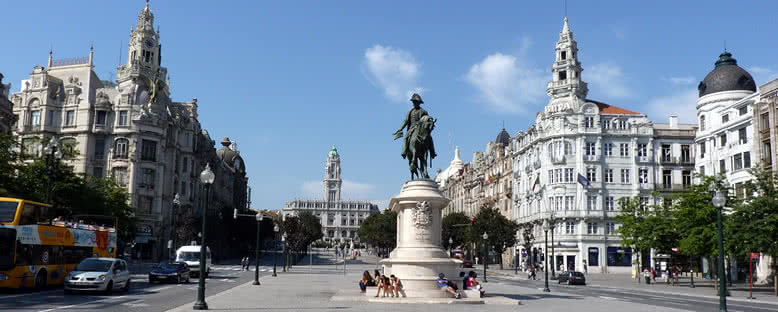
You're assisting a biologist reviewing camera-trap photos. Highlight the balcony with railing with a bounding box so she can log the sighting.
[584,154,600,162]
[550,155,566,165]
[660,156,677,165]
[655,183,690,192]
[634,155,652,163]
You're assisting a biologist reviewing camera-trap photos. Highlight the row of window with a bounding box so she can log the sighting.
[545,195,656,212]
[699,128,748,159]
[548,221,618,235]
[699,105,748,131]
[583,116,630,130]
[23,109,130,128]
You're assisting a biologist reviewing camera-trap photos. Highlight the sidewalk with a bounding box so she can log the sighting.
[165,254,691,312]
[487,267,778,306]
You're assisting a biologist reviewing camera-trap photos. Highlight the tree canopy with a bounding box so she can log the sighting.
[357,209,397,250]
[472,204,519,268]
[442,211,470,250]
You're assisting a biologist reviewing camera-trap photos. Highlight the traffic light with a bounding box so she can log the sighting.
[471,217,476,223]
[233,208,238,219]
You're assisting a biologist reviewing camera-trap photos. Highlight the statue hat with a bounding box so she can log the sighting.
[410,93,424,104]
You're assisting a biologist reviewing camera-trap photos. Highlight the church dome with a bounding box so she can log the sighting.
[495,128,510,145]
[698,52,757,97]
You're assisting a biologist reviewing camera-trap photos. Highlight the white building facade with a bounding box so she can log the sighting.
[281,146,379,243]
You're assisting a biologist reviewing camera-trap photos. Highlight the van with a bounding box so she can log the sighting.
[175,246,211,277]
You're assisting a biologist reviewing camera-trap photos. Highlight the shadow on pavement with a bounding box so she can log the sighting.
[490,292,584,301]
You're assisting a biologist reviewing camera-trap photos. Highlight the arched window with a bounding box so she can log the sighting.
[327,230,334,238]
[341,230,347,238]
[114,138,129,159]
[59,137,77,158]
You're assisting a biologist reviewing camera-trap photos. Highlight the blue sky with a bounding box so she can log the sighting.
[3,1,778,210]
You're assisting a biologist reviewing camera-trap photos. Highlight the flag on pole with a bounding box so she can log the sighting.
[577,173,591,188]
[532,174,541,192]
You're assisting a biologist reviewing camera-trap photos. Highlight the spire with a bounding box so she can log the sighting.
[47,47,53,68]
[145,0,150,11]
[562,16,570,33]
[454,146,462,162]
[88,44,94,67]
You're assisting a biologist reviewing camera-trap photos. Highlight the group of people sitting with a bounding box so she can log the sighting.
[359,270,484,300]
[436,271,485,299]
[359,270,405,297]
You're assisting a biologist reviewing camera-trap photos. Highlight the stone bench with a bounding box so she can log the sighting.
[458,289,481,298]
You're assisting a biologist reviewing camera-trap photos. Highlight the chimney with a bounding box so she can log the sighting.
[669,114,679,129]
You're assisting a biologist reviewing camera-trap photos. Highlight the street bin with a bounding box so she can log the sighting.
[645,275,651,284]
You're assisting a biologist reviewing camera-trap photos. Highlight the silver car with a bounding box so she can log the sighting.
[64,258,131,294]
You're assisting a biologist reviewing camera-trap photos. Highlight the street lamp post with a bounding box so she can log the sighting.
[482,232,488,282]
[712,186,728,312]
[193,163,214,310]
[43,139,62,203]
[281,233,287,272]
[550,212,556,278]
[273,224,279,277]
[171,193,180,262]
[253,213,264,286]
[448,237,453,257]
[543,219,551,292]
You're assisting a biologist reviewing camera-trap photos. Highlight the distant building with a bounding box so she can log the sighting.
[754,79,777,173]
[9,2,247,260]
[281,146,379,243]
[0,73,13,134]
[694,51,759,197]
[437,17,696,274]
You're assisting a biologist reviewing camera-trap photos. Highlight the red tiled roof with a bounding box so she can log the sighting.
[587,99,642,115]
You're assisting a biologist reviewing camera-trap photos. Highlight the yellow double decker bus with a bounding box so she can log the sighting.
[0,197,117,289]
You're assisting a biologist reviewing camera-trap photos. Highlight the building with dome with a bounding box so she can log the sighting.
[437,17,697,273]
[281,146,379,243]
[694,51,759,195]
[8,2,247,260]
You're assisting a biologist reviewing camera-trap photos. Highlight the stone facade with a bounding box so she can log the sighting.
[0,73,13,134]
[281,146,379,243]
[9,2,247,261]
[754,79,778,173]
[437,17,696,274]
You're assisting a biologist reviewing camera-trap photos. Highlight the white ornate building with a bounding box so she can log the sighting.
[438,17,696,274]
[9,2,247,260]
[281,146,379,243]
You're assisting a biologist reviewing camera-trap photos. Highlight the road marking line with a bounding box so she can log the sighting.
[149,286,173,292]
[37,295,128,312]
[0,289,60,300]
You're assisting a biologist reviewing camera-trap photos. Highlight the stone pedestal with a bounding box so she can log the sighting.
[381,180,461,298]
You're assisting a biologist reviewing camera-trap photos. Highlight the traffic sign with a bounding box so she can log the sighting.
[750,252,760,259]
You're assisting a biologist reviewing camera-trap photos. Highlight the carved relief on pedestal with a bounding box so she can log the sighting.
[412,201,432,230]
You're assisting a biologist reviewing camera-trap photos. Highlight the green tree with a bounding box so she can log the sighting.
[357,209,397,252]
[727,167,778,295]
[615,196,679,273]
[472,205,519,269]
[671,174,734,280]
[442,212,470,250]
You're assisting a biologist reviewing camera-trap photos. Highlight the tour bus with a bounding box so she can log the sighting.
[0,197,117,289]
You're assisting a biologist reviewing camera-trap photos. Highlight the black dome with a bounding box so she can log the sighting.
[698,52,756,97]
[496,128,510,145]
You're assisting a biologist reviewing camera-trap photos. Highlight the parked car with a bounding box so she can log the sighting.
[175,245,211,277]
[557,271,586,285]
[64,258,131,294]
[461,260,473,268]
[149,261,190,284]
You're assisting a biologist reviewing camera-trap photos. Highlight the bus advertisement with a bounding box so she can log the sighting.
[0,198,117,289]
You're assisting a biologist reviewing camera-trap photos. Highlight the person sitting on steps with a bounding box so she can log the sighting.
[390,275,404,297]
[375,275,394,297]
[359,271,375,293]
[436,273,461,299]
[467,271,485,298]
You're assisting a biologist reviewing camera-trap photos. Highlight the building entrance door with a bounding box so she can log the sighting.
[567,255,576,271]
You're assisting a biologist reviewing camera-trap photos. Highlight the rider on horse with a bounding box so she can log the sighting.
[393,93,437,179]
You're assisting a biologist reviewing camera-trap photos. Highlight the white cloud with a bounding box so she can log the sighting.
[466,38,546,113]
[586,63,630,98]
[668,76,696,85]
[643,89,698,124]
[363,45,422,102]
[301,180,378,200]
[747,66,778,85]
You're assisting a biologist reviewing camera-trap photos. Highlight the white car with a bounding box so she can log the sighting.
[64,258,131,294]
[175,246,211,277]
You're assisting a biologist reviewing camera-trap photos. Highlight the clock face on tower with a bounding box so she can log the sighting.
[145,39,154,48]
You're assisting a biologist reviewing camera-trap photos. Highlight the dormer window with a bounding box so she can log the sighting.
[561,51,567,60]
[559,71,567,81]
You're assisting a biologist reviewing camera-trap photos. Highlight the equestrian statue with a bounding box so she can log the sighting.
[393,93,437,180]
